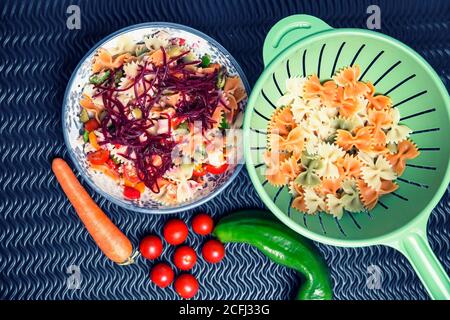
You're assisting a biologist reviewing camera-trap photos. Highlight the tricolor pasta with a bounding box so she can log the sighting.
[265,65,419,219]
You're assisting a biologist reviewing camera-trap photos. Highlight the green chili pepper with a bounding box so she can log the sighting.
[89,70,110,85]
[213,210,333,300]
[199,54,211,68]
[83,130,89,143]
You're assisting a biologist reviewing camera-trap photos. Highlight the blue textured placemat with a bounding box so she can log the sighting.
[0,0,449,300]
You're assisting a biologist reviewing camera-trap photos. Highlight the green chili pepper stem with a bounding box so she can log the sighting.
[213,210,333,300]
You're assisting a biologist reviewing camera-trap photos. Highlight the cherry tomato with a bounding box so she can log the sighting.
[204,163,228,175]
[163,219,188,245]
[174,274,199,299]
[192,165,207,177]
[123,186,141,200]
[202,239,225,264]
[84,118,100,132]
[173,246,197,271]
[87,149,109,165]
[140,235,163,260]
[192,213,214,236]
[150,263,174,288]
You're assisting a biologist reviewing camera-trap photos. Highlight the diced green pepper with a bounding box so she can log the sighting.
[199,54,211,68]
[83,130,89,143]
[216,68,226,89]
[135,44,148,56]
[219,112,230,130]
[114,69,124,86]
[79,108,89,123]
[89,70,110,85]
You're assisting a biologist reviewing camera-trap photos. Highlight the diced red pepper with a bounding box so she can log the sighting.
[84,119,100,132]
[204,163,229,175]
[123,186,141,200]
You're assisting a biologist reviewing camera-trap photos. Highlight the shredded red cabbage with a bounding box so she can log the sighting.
[94,47,221,193]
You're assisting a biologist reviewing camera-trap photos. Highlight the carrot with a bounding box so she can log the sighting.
[52,158,135,265]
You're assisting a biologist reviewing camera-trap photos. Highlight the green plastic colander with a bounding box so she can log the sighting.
[244,14,450,299]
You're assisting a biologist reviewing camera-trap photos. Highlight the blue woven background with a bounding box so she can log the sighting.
[0,0,449,300]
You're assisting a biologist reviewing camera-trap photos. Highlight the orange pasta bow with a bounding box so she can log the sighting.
[365,82,392,111]
[386,140,420,175]
[268,107,295,137]
[264,150,289,186]
[337,154,362,179]
[80,94,103,122]
[336,126,372,152]
[358,179,398,210]
[222,77,247,122]
[367,109,393,145]
[280,156,301,180]
[92,48,131,73]
[317,178,342,196]
[304,75,337,107]
[333,65,369,99]
[273,126,305,158]
[335,86,361,118]
[290,182,308,212]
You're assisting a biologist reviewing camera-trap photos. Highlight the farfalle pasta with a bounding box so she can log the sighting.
[265,65,419,219]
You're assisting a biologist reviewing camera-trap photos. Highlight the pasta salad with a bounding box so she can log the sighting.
[78,32,246,205]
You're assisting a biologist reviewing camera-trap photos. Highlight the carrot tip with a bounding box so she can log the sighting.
[117,251,139,266]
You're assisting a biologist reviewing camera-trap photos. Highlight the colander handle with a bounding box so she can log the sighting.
[393,228,450,300]
[263,14,332,66]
